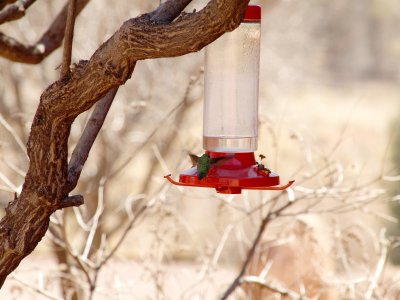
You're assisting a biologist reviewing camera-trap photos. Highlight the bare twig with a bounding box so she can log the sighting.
[72,206,91,231]
[220,195,297,300]
[182,224,234,298]
[8,65,28,143]
[140,68,202,193]
[220,214,273,299]
[105,98,185,182]
[96,202,148,269]
[60,0,77,77]
[59,195,84,208]
[0,169,18,192]
[0,0,36,25]
[0,184,14,193]
[97,183,169,272]
[10,274,63,300]
[0,112,27,159]
[364,229,390,299]
[82,179,105,260]
[149,0,193,23]
[240,276,305,299]
[58,212,93,289]
[68,87,118,191]
[2,158,26,177]
[0,0,90,63]
[0,0,17,10]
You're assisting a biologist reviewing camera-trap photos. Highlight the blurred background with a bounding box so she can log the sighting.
[0,0,400,299]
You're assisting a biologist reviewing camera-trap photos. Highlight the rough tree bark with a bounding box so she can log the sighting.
[0,0,250,287]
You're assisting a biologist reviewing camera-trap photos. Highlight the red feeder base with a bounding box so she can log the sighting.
[165,152,294,194]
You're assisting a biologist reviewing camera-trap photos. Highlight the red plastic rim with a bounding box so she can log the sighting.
[165,152,294,194]
[243,5,261,22]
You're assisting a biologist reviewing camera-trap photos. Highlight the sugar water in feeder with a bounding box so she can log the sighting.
[203,7,260,152]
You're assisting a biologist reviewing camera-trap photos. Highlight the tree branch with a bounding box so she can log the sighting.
[60,0,77,77]
[0,0,36,25]
[67,87,118,191]
[0,0,17,11]
[60,0,76,78]
[0,0,89,64]
[66,0,197,191]
[59,195,84,209]
[41,0,249,121]
[149,0,193,23]
[0,0,250,287]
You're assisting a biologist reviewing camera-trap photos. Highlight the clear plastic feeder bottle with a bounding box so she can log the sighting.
[203,5,261,153]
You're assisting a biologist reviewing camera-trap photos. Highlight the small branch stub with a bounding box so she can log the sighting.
[59,195,84,209]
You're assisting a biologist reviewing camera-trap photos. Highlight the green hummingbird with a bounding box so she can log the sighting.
[189,153,232,180]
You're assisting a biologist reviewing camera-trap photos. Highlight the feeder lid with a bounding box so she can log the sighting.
[243,5,261,22]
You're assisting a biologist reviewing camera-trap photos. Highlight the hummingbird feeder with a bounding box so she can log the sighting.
[165,5,294,194]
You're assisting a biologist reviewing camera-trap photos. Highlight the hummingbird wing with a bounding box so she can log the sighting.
[188,153,199,166]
